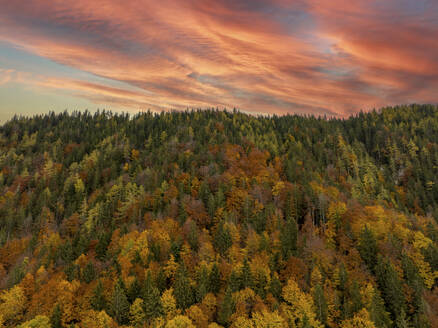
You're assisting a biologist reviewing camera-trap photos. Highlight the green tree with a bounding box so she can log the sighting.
[50,304,63,328]
[280,218,298,259]
[217,287,234,327]
[375,257,406,322]
[358,225,378,271]
[313,284,327,326]
[142,271,162,321]
[209,263,221,294]
[91,280,107,311]
[213,221,232,256]
[173,265,194,310]
[110,279,130,325]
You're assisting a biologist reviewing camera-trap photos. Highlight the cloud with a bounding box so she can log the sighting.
[0,0,437,117]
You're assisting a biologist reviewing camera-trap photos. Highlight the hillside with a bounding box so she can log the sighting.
[0,105,438,327]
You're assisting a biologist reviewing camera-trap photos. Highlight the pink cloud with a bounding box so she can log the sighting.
[0,0,436,117]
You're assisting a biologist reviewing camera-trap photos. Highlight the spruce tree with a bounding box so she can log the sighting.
[173,264,194,310]
[214,221,232,256]
[280,218,298,259]
[196,266,209,302]
[142,271,162,321]
[375,257,406,322]
[358,225,378,271]
[209,263,221,294]
[313,284,328,326]
[217,287,234,327]
[50,304,63,328]
[369,289,392,328]
[110,278,130,325]
[127,277,141,303]
[91,280,107,311]
[241,258,252,289]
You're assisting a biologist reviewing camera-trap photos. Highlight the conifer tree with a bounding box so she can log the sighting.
[209,263,221,294]
[280,218,298,259]
[358,225,378,271]
[110,279,130,325]
[214,221,232,256]
[91,280,107,311]
[173,265,194,310]
[142,271,162,321]
[217,287,234,327]
[50,304,63,328]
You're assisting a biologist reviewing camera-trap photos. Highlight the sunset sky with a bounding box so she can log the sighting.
[0,0,437,122]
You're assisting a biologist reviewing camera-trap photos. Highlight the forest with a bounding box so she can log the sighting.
[0,104,437,328]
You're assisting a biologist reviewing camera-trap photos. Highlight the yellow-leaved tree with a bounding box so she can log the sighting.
[17,315,51,328]
[165,315,195,328]
[282,278,323,328]
[340,309,376,328]
[0,285,26,324]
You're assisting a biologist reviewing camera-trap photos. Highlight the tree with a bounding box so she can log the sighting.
[217,287,234,327]
[127,277,142,303]
[214,222,232,256]
[252,310,286,328]
[341,308,376,328]
[0,285,26,324]
[90,280,106,311]
[282,278,323,328]
[313,284,327,326]
[82,262,96,284]
[209,263,221,294]
[142,271,162,321]
[50,304,63,328]
[174,265,194,310]
[280,218,298,259]
[369,289,392,328]
[161,289,177,319]
[358,226,378,271]
[196,266,209,302]
[130,298,146,327]
[17,315,51,328]
[165,315,195,328]
[375,257,405,322]
[110,279,130,325]
[241,258,253,290]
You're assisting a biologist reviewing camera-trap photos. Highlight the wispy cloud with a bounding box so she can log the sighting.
[0,0,437,117]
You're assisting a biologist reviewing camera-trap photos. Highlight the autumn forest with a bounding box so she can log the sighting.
[0,105,438,328]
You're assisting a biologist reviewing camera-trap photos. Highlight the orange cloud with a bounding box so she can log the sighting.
[0,0,436,117]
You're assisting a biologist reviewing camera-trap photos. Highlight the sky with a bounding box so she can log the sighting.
[0,0,437,122]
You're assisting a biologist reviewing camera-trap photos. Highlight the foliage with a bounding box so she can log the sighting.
[1,106,438,327]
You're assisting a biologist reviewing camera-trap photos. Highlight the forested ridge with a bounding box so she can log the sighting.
[0,104,438,328]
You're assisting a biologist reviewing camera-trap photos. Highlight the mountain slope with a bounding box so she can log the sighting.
[0,105,437,327]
